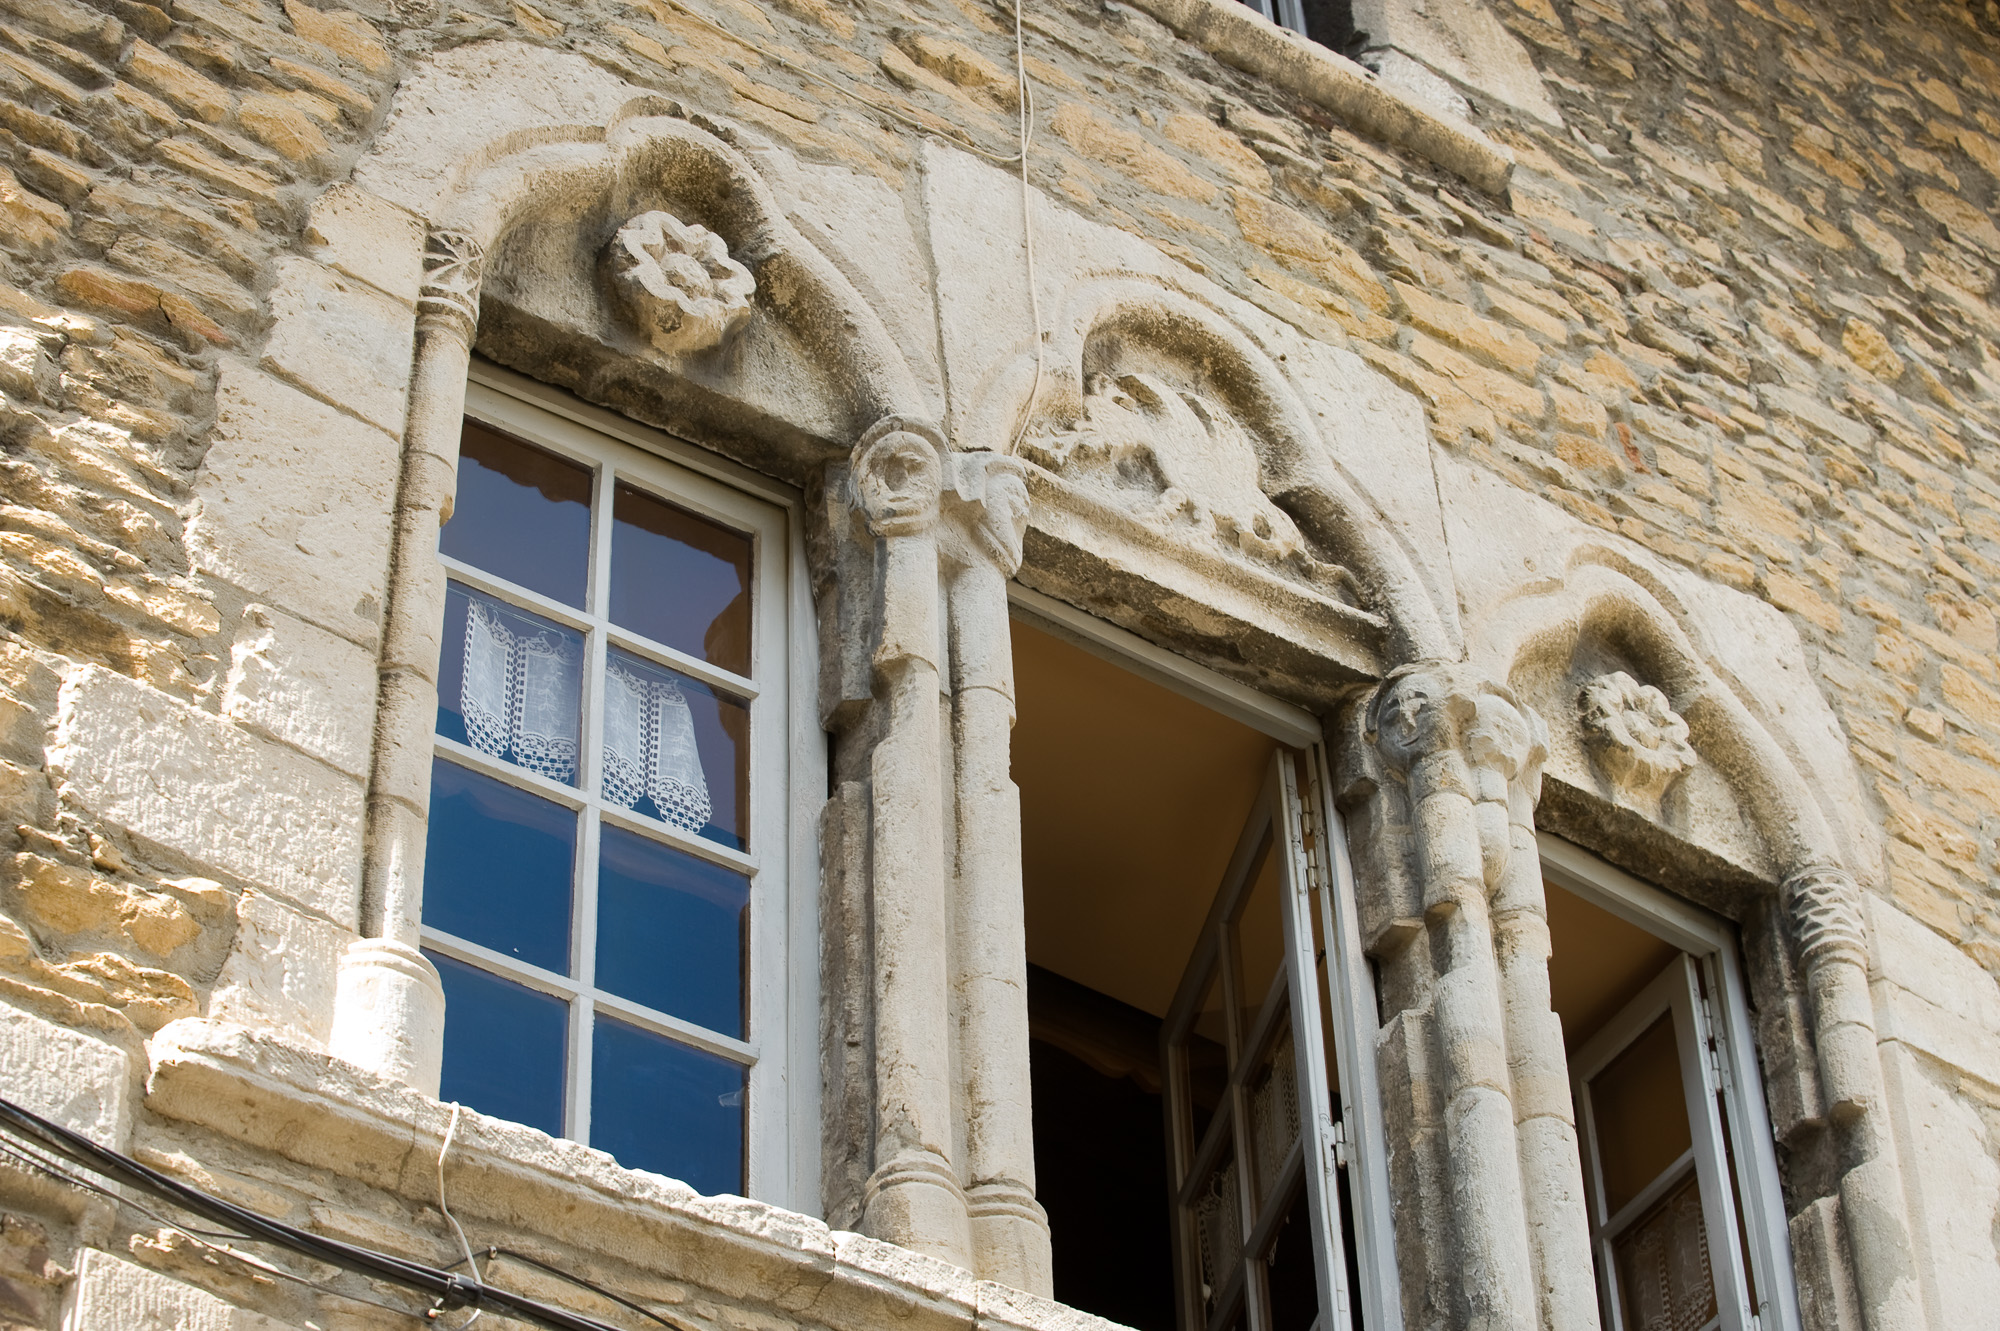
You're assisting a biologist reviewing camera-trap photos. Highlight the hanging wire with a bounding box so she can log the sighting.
[437,1102,485,1327]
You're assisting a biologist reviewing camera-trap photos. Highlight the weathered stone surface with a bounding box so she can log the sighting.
[303,182,424,306]
[208,891,349,1048]
[186,359,398,647]
[66,1248,302,1331]
[50,666,364,928]
[221,603,378,778]
[258,257,414,435]
[0,1000,128,1145]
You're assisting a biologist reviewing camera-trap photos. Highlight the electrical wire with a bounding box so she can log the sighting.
[449,1247,683,1331]
[437,1103,484,1328]
[0,1092,688,1331]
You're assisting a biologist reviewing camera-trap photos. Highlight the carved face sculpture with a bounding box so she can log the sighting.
[1374,669,1446,772]
[853,430,943,537]
[604,211,757,355]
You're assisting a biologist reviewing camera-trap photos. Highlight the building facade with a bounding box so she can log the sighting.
[0,0,1995,1328]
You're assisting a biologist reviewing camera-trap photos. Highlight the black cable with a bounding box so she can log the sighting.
[450,1247,684,1331]
[0,1092,678,1331]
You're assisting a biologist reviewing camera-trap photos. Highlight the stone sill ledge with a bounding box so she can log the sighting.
[143,1019,1121,1331]
[1121,0,1515,196]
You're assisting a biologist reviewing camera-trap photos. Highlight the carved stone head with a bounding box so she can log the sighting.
[1579,671,1697,814]
[604,211,756,354]
[852,425,944,538]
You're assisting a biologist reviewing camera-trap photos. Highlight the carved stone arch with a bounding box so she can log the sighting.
[1466,550,1927,1331]
[961,275,1451,663]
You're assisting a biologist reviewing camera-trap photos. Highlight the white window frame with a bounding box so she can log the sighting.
[1008,585,1403,1331]
[1539,833,1802,1331]
[420,368,822,1214]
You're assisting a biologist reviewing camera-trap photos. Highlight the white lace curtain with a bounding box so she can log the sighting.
[462,594,712,834]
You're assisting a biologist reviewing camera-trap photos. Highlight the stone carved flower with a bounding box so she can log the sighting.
[1579,671,1698,813]
[603,211,756,355]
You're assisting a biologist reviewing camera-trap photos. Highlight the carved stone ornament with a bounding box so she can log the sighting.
[1784,865,1868,971]
[416,228,486,342]
[1023,371,1356,602]
[603,211,756,354]
[1579,670,1697,812]
[852,424,944,539]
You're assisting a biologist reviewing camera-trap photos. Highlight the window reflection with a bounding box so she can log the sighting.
[596,826,749,1037]
[430,950,568,1138]
[443,422,593,606]
[611,483,752,674]
[423,759,575,973]
[590,1017,746,1195]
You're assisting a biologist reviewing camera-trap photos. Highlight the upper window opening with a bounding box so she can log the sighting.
[421,398,793,1202]
[1242,0,1364,60]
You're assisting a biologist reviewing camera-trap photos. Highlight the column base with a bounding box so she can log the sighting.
[861,1152,972,1270]
[327,939,445,1096]
[968,1180,1053,1297]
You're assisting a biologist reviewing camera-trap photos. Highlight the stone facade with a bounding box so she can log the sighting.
[0,0,1991,1327]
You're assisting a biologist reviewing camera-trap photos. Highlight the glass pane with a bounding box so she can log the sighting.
[590,1017,746,1196]
[1264,1183,1318,1331]
[596,825,749,1037]
[611,482,752,674]
[1590,1013,1693,1217]
[1187,963,1229,1148]
[601,647,749,850]
[438,583,585,787]
[443,421,592,606]
[1232,832,1285,1045]
[1612,1173,1718,1331]
[423,758,575,974]
[430,949,568,1138]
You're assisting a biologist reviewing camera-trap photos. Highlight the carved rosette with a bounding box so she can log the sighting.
[1784,865,1868,971]
[1579,671,1697,814]
[417,229,486,343]
[604,211,755,354]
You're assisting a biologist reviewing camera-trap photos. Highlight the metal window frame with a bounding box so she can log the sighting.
[1539,833,1802,1331]
[420,368,824,1214]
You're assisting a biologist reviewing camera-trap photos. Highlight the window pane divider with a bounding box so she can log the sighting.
[593,991,758,1064]
[1598,1146,1698,1238]
[424,930,585,999]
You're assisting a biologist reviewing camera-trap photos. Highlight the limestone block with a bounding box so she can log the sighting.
[260,257,415,436]
[66,1249,301,1331]
[1876,1044,2000,1324]
[50,666,364,929]
[1866,895,2000,1087]
[0,1002,129,1146]
[208,891,351,1048]
[303,183,425,306]
[222,604,378,779]
[187,359,398,647]
[1352,0,1563,125]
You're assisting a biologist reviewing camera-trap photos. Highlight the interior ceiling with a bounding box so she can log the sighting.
[1012,619,1274,1019]
[1545,880,1680,1052]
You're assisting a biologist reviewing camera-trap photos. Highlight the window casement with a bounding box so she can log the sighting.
[1541,836,1802,1331]
[418,376,812,1207]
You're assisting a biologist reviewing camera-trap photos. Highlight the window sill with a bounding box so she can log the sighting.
[143,1019,1117,1331]
[1121,0,1515,196]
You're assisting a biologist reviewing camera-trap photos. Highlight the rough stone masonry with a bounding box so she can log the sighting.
[0,0,1991,1326]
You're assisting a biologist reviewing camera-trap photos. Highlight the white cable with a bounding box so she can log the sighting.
[1007,0,1045,457]
[437,1102,484,1328]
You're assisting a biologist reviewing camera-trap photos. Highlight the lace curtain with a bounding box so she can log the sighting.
[461,594,712,833]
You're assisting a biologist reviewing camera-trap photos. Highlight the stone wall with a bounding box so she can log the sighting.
[0,0,1991,1324]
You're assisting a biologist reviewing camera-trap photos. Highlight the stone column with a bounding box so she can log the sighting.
[1487,722,1601,1331]
[851,421,974,1270]
[1367,665,1538,1331]
[939,454,1050,1295]
[328,228,485,1094]
[1784,866,1924,1331]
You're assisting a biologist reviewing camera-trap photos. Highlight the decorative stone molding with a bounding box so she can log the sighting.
[1578,670,1697,815]
[415,228,485,343]
[603,211,756,355]
[1784,865,1869,972]
[942,452,1031,577]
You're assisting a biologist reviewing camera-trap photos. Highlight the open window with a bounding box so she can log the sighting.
[416,378,812,1206]
[1010,591,1399,1331]
[1542,837,1801,1331]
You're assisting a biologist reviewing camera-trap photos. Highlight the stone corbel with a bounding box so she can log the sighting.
[847,419,975,1270]
[329,227,487,1094]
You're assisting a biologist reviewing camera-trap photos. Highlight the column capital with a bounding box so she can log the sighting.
[1784,864,1868,971]
[851,417,945,539]
[941,451,1032,578]
[416,228,486,343]
[1365,661,1546,805]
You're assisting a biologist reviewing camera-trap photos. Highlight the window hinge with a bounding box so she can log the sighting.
[1699,995,1733,1093]
[1329,1117,1349,1170]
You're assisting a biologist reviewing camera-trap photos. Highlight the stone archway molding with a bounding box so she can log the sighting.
[1470,547,1925,1331]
